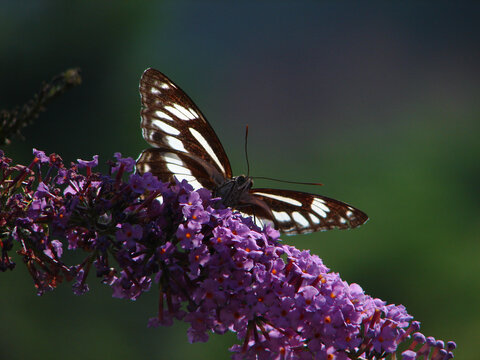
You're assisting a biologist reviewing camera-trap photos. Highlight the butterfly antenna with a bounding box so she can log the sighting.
[245,125,250,177]
[252,176,323,186]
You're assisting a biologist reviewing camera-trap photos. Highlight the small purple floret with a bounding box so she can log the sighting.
[112,152,135,173]
[77,155,99,168]
[413,332,426,343]
[402,350,417,360]
[33,148,50,163]
[447,341,456,351]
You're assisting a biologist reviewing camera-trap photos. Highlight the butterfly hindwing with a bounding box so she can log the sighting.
[248,188,369,234]
[136,148,226,191]
[139,68,232,179]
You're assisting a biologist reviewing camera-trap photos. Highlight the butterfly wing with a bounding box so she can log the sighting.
[136,148,227,190]
[138,68,233,180]
[242,188,368,234]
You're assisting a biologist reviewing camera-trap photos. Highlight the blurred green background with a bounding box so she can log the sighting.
[1,2,479,359]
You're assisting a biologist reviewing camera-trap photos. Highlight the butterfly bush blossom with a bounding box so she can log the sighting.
[0,149,456,360]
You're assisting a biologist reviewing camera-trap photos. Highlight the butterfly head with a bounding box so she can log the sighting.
[234,175,251,188]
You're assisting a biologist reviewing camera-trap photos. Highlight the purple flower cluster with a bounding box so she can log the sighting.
[0,149,456,359]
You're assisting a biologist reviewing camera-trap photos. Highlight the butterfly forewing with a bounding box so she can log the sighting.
[248,189,369,234]
[139,68,232,179]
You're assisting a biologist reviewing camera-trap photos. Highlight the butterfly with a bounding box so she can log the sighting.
[135,68,368,234]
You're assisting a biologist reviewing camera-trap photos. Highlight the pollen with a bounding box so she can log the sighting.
[258,297,264,302]
[272,269,277,275]
[186,233,191,239]
[216,237,222,243]
[327,354,334,360]
[245,247,251,252]
[195,255,200,261]
[192,215,197,220]
[324,315,331,323]
[330,292,336,299]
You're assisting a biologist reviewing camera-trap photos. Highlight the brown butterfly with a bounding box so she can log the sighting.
[136,68,368,234]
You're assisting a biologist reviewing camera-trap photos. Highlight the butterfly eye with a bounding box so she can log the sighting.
[234,176,253,193]
[236,176,246,184]
[236,175,251,187]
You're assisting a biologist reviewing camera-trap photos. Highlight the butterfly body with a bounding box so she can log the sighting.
[214,175,253,207]
[136,68,368,234]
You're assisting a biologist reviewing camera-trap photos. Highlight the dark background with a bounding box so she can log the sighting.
[1,2,479,359]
